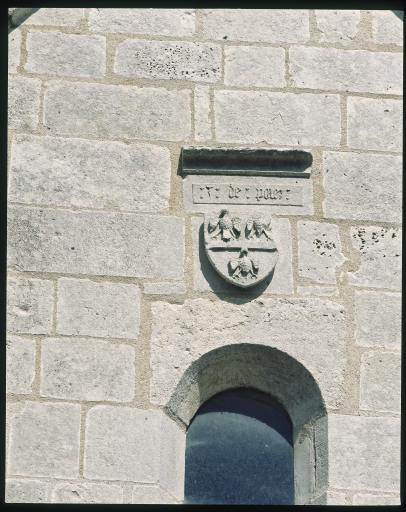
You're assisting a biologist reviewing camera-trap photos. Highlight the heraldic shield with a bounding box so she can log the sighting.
[204,209,279,289]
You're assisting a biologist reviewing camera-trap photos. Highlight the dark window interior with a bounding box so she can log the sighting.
[184,387,294,505]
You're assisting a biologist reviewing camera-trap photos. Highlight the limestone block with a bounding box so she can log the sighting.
[41,337,135,401]
[224,46,285,88]
[371,10,403,45]
[8,76,41,130]
[328,415,400,491]
[25,8,84,27]
[8,28,21,73]
[44,81,191,141]
[360,351,400,413]
[326,491,347,504]
[132,485,177,504]
[51,482,123,503]
[115,40,221,83]
[8,206,185,279]
[290,47,402,94]
[214,90,340,146]
[315,10,361,44]
[298,221,346,284]
[57,278,140,339]
[89,8,195,36]
[192,216,293,295]
[6,335,36,394]
[150,297,347,410]
[9,135,171,212]
[323,151,402,223]
[347,97,402,152]
[353,493,400,505]
[349,226,401,290]
[6,479,49,503]
[143,282,186,295]
[159,413,185,501]
[8,401,81,478]
[7,277,54,334]
[202,9,310,43]
[25,32,106,78]
[297,286,338,297]
[194,85,211,141]
[354,290,401,349]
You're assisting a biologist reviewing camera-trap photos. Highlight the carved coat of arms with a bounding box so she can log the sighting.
[204,209,278,288]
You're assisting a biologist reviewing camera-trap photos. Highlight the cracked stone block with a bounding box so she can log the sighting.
[315,10,361,44]
[8,76,41,130]
[51,482,123,504]
[298,221,346,284]
[6,335,36,394]
[6,479,49,503]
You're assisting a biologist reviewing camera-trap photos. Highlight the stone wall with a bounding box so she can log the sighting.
[7,8,402,504]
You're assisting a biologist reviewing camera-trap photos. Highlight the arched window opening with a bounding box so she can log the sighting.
[184,387,294,505]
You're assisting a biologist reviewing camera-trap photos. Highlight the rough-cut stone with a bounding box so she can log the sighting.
[298,221,346,284]
[347,97,402,152]
[7,277,54,334]
[89,8,195,36]
[349,226,401,290]
[202,9,310,43]
[297,285,338,297]
[194,85,211,141]
[8,401,81,478]
[132,485,177,504]
[9,135,171,212]
[41,337,135,401]
[44,81,191,141]
[354,290,400,349]
[159,413,185,501]
[150,297,347,409]
[115,40,221,83]
[290,47,402,94]
[360,351,401,413]
[25,32,106,78]
[6,479,49,503]
[8,28,21,73]
[57,279,140,339]
[315,10,361,43]
[224,46,285,88]
[143,282,186,295]
[25,8,84,27]
[353,493,400,505]
[214,90,340,146]
[6,335,36,394]
[323,152,402,223]
[192,216,293,295]
[51,482,123,504]
[8,206,185,280]
[328,415,400,491]
[371,10,404,45]
[8,76,41,130]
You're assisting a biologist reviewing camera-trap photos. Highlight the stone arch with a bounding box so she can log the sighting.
[164,343,328,505]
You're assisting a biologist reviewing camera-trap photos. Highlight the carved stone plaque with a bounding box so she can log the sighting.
[204,209,278,288]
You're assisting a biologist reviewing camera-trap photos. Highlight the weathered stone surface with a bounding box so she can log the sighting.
[194,85,211,141]
[9,135,171,212]
[371,10,403,45]
[214,90,340,145]
[6,335,36,394]
[315,10,361,44]
[202,9,310,43]
[7,277,54,334]
[8,28,21,73]
[360,351,401,413]
[51,482,123,504]
[57,279,140,339]
[224,46,285,88]
[298,221,346,284]
[41,337,135,401]
[323,152,402,223]
[84,406,161,482]
[44,81,191,141]
[8,401,81,477]
[159,413,185,501]
[143,282,186,295]
[25,32,106,78]
[25,8,84,27]
[290,47,402,94]
[115,40,221,83]
[312,490,347,505]
[353,493,400,505]
[8,76,41,130]
[349,226,401,289]
[297,285,338,297]
[6,479,49,503]
[150,297,347,409]
[328,415,400,491]
[132,485,177,504]
[192,216,293,295]
[89,8,195,36]
[8,207,185,279]
[354,290,400,349]
[347,97,402,152]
